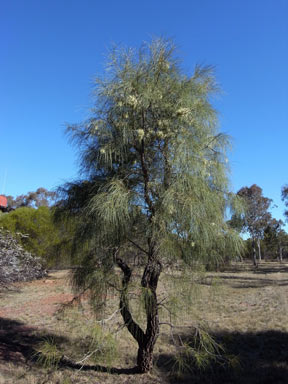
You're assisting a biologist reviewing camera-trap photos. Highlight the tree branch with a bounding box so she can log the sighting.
[137,136,155,217]
[127,238,149,255]
[115,256,145,345]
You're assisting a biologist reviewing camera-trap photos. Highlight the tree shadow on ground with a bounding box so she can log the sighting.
[253,265,288,274]
[156,329,288,384]
[0,317,66,365]
[2,317,288,382]
[214,263,288,275]
[215,275,288,288]
[0,317,138,374]
[201,273,288,289]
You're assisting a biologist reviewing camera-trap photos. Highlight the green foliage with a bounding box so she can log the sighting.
[0,207,54,257]
[84,324,118,367]
[281,185,288,221]
[35,337,62,369]
[35,326,118,371]
[0,206,74,267]
[171,326,227,375]
[263,220,287,260]
[232,184,272,240]
[60,38,243,269]
[241,238,253,259]
[6,187,56,210]
[161,270,202,321]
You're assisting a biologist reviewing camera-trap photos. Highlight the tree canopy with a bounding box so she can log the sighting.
[57,38,243,373]
[282,185,288,221]
[263,218,286,260]
[235,184,272,238]
[6,188,56,210]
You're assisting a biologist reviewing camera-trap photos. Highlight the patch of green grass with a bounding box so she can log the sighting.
[34,337,62,369]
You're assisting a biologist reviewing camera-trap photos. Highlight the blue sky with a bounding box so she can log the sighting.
[1,0,287,225]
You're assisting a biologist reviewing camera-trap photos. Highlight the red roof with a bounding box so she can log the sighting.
[0,195,7,208]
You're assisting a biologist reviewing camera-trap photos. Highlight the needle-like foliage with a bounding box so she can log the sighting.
[57,38,243,373]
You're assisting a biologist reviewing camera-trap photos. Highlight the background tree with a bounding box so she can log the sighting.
[281,185,288,221]
[57,39,242,373]
[263,219,287,262]
[0,206,73,267]
[231,184,272,266]
[6,187,56,210]
[277,229,288,262]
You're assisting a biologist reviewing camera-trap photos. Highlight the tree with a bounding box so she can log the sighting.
[263,219,286,261]
[232,184,272,265]
[6,187,56,210]
[282,185,288,221]
[57,39,242,373]
[277,230,288,262]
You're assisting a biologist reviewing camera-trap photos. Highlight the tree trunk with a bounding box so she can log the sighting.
[137,333,157,373]
[252,239,257,267]
[116,253,162,373]
[257,238,262,262]
[279,245,283,263]
[137,258,162,373]
[136,292,159,372]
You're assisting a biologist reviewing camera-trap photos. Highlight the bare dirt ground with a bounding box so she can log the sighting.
[0,263,288,383]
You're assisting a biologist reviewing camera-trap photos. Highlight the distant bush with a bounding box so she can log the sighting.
[0,207,74,268]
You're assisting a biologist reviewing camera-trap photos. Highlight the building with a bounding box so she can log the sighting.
[0,195,8,212]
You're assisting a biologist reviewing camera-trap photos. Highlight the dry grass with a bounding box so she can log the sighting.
[0,262,288,383]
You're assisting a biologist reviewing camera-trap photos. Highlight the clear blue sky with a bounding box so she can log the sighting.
[1,0,287,225]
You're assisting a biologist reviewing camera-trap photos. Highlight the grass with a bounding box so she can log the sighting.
[0,262,288,383]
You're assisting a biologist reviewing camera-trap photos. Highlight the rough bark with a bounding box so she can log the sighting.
[116,257,145,345]
[137,258,162,373]
[116,251,162,373]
